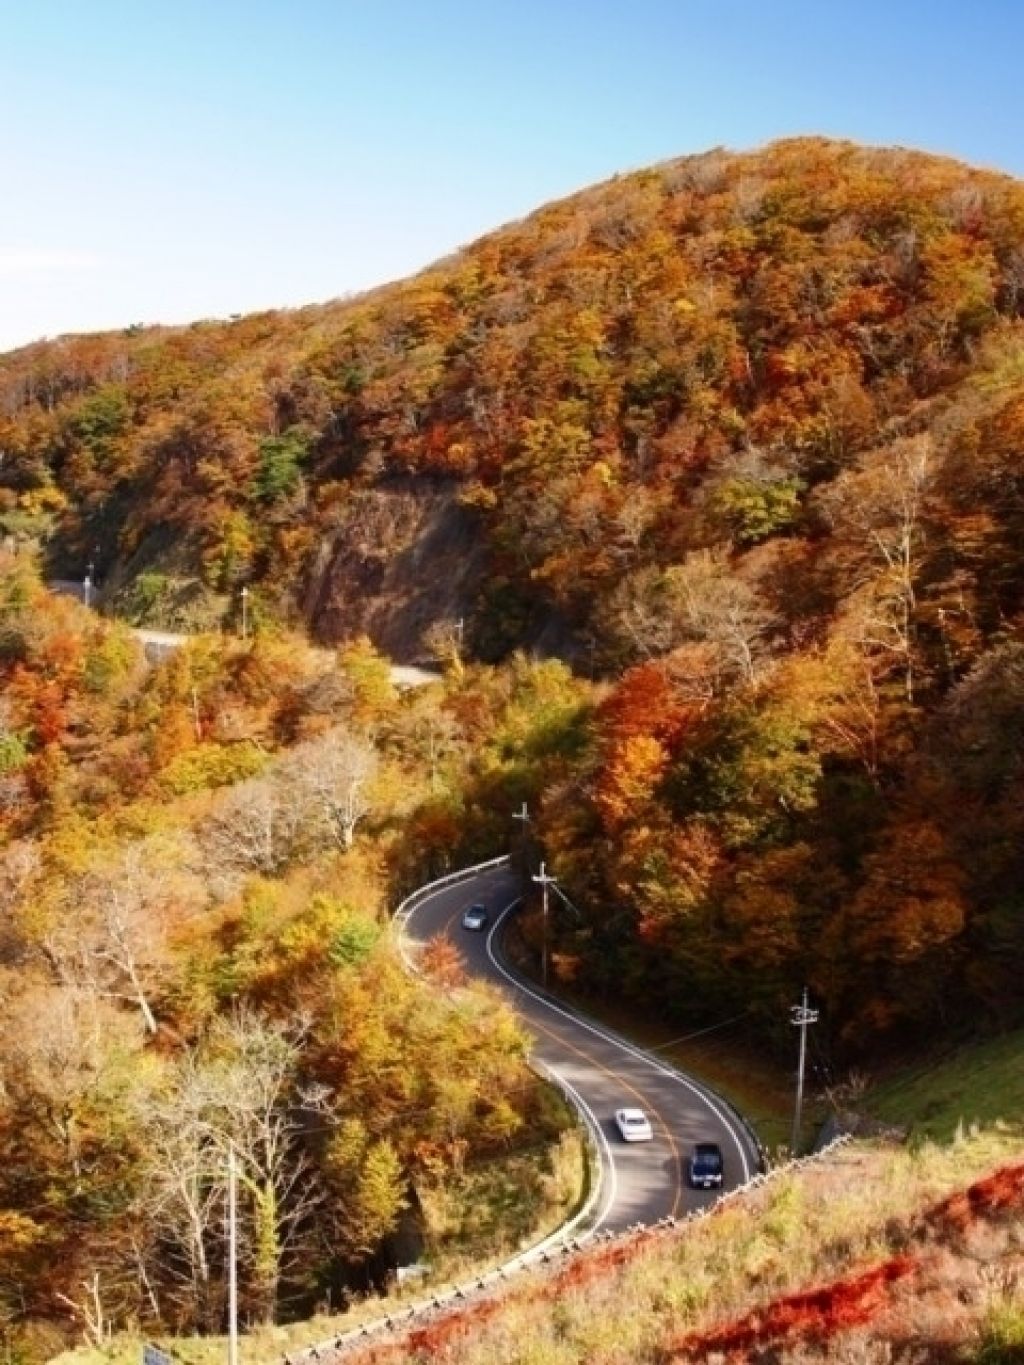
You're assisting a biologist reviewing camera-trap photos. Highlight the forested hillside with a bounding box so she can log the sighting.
[3,135,1024,1353]
[3,135,1024,1045]
[4,138,1024,658]
[0,561,588,1356]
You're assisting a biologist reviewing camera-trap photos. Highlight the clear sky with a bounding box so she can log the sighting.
[3,0,1023,354]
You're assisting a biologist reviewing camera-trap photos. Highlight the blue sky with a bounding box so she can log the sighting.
[2,0,1022,353]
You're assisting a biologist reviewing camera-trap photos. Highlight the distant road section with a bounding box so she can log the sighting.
[48,578,98,603]
[132,627,190,661]
[47,580,440,684]
[389,664,442,689]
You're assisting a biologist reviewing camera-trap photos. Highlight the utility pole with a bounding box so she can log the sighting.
[240,587,249,642]
[790,987,819,1155]
[531,861,557,990]
[512,801,530,883]
[227,1144,239,1365]
[82,572,92,609]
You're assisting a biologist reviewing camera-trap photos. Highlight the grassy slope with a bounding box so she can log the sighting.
[864,1027,1024,1142]
[336,1131,1024,1363]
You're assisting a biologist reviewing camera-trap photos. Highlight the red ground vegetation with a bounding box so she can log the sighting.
[921,1160,1024,1239]
[659,1256,918,1361]
[338,1161,1024,1365]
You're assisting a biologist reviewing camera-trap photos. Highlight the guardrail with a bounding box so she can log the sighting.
[392,853,511,958]
[393,855,606,1240]
[283,1134,856,1361]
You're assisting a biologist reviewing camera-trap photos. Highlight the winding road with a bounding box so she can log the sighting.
[399,858,762,1236]
[48,579,441,684]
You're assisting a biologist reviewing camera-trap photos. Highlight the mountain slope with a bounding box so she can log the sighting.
[3,137,1024,659]
[52,1130,1024,1365]
[4,137,1024,1051]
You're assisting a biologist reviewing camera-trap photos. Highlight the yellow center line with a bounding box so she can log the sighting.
[527,1012,685,1220]
[443,902,685,1219]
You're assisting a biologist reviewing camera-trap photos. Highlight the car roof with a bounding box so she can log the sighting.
[694,1141,722,1156]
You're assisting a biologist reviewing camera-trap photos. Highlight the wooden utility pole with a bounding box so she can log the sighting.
[228,1145,239,1365]
[790,988,819,1154]
[531,862,557,990]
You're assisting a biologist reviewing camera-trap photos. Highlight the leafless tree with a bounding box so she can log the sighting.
[819,435,933,702]
[603,550,778,686]
[201,1010,320,1322]
[133,1010,321,1330]
[0,985,142,1190]
[423,617,465,676]
[198,776,301,884]
[55,1271,111,1348]
[41,837,205,1034]
[602,564,679,660]
[613,484,659,557]
[283,726,379,851]
[664,551,778,686]
[132,1051,225,1330]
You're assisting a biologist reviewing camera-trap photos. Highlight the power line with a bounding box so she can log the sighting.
[648,1011,750,1052]
[549,881,583,921]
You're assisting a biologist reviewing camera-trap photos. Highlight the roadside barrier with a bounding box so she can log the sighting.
[284,1133,856,1362]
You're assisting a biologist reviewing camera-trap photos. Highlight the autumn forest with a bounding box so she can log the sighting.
[2,136,1024,1353]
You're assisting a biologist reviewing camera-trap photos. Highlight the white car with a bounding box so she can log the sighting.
[614,1107,654,1142]
[461,904,489,931]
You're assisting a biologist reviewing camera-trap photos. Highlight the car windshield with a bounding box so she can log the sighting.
[624,1114,646,1127]
[693,1148,722,1171]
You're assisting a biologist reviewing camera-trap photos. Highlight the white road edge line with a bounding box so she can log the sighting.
[396,864,613,1235]
[481,880,755,1184]
[292,857,763,1361]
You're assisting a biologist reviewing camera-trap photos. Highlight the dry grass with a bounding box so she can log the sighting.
[329,1128,1024,1365]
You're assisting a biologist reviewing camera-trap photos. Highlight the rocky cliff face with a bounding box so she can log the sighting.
[300,482,485,662]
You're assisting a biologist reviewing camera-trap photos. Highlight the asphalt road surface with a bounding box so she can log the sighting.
[401,861,762,1235]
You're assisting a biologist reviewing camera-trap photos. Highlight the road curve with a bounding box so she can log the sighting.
[47,580,442,684]
[400,858,762,1236]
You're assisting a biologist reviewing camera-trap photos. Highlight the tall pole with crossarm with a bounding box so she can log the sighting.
[790,987,819,1154]
[531,861,557,990]
[512,801,530,884]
